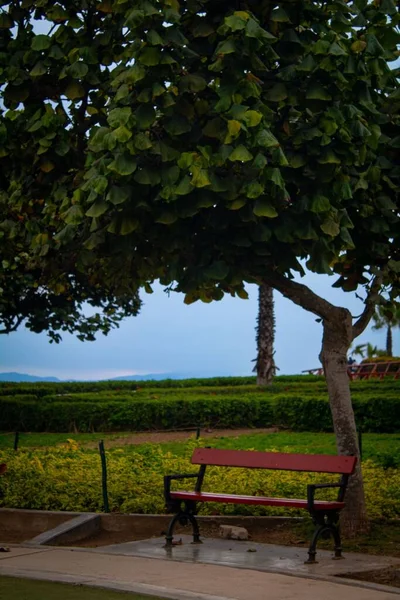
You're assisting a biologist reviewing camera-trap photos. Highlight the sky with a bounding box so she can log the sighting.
[0,272,397,380]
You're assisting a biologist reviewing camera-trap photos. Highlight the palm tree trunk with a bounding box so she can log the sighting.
[386,324,392,357]
[254,284,275,386]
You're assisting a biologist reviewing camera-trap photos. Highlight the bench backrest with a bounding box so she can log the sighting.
[191,448,357,474]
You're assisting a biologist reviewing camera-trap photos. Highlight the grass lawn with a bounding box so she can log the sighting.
[0,432,132,450]
[0,576,165,600]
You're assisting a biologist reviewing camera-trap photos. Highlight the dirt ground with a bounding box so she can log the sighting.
[82,428,279,449]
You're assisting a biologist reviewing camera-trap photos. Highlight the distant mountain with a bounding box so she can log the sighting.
[0,372,62,383]
[0,371,200,383]
[109,373,191,381]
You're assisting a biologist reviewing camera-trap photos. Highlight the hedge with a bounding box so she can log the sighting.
[1,393,399,433]
[0,444,399,519]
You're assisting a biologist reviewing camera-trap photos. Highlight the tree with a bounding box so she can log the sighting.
[1,1,399,533]
[351,342,385,360]
[253,285,276,386]
[372,303,400,357]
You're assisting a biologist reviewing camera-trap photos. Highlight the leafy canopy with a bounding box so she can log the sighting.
[0,0,399,318]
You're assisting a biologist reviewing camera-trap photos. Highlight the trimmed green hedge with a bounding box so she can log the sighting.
[1,393,399,433]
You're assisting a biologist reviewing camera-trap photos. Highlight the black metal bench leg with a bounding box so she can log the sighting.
[187,512,202,544]
[331,522,343,560]
[305,523,325,564]
[164,508,202,546]
[305,513,343,564]
[165,513,181,547]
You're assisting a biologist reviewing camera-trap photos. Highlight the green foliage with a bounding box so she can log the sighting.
[0,0,399,330]
[0,443,399,519]
[1,377,399,433]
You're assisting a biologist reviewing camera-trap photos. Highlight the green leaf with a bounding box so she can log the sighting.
[205,261,229,280]
[245,182,264,198]
[63,205,84,225]
[107,186,130,206]
[366,34,385,57]
[229,145,253,162]
[89,127,109,152]
[245,18,276,40]
[320,218,340,237]
[146,29,164,45]
[310,194,331,213]
[107,154,137,176]
[271,6,290,22]
[243,110,263,127]
[267,84,288,102]
[69,61,88,79]
[253,199,278,218]
[133,133,152,150]
[107,107,132,128]
[266,167,285,188]
[120,216,139,235]
[31,35,52,51]
[65,82,85,100]
[113,125,132,143]
[175,176,193,196]
[329,42,347,56]
[297,55,316,72]
[351,40,367,54]
[255,129,279,148]
[30,62,47,77]
[191,167,211,188]
[156,211,177,225]
[224,119,241,143]
[306,84,332,101]
[318,150,341,164]
[215,39,236,55]
[225,14,248,32]
[164,115,191,136]
[135,105,156,129]
[139,47,161,66]
[86,200,108,218]
[180,74,207,93]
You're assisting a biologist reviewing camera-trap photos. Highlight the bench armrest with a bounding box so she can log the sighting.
[307,483,345,511]
[164,473,199,501]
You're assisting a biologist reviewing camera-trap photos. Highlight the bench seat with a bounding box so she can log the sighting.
[170,490,345,511]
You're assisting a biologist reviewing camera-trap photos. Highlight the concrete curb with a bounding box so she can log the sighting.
[26,514,100,546]
[0,566,234,600]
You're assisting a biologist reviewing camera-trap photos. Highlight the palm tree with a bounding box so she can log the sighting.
[253,284,276,385]
[372,304,400,357]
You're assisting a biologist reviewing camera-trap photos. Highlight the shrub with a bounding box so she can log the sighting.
[0,444,398,519]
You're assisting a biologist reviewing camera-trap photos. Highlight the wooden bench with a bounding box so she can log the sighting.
[164,448,357,564]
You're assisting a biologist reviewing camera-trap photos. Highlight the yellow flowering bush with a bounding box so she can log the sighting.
[0,442,399,519]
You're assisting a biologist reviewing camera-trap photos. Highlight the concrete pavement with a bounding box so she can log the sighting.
[0,544,399,600]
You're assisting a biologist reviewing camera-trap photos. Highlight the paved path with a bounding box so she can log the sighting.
[0,545,398,600]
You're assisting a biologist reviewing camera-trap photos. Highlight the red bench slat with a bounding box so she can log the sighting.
[170,491,345,511]
[191,449,356,474]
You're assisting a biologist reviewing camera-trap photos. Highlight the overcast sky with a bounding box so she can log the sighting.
[0,272,397,380]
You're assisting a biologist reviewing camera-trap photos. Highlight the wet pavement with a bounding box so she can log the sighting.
[92,534,400,579]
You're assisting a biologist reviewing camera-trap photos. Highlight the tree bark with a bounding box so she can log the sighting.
[261,272,379,536]
[386,324,392,357]
[254,284,275,385]
[320,308,369,536]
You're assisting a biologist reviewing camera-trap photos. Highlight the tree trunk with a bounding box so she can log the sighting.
[320,308,369,537]
[386,324,392,357]
[254,284,275,386]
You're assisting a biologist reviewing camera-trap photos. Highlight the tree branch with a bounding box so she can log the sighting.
[352,275,383,341]
[0,315,24,334]
[262,272,338,321]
